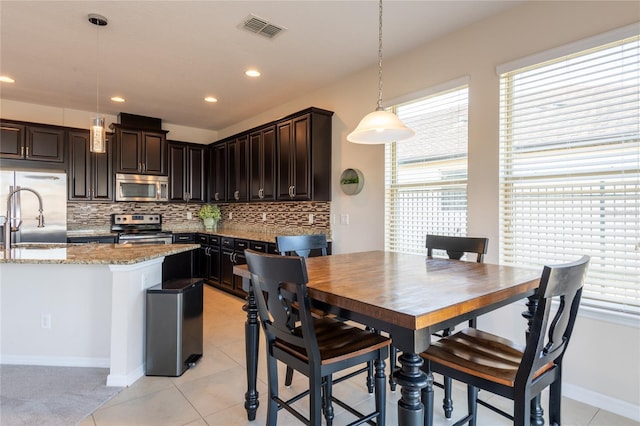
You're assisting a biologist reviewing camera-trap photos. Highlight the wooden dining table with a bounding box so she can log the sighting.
[234,250,541,426]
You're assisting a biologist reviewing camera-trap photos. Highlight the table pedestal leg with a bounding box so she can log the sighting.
[243,285,260,421]
[523,294,544,426]
[394,352,428,426]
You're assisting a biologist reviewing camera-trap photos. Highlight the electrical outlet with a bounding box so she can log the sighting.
[262,212,267,222]
[308,213,314,224]
[41,314,51,329]
[331,214,336,224]
[141,273,148,287]
[186,212,192,220]
[228,212,233,220]
[340,213,350,225]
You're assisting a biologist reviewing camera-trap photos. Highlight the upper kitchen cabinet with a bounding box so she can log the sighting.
[227,134,249,202]
[209,142,227,202]
[68,130,113,201]
[276,108,333,201]
[0,120,65,164]
[168,141,207,203]
[110,123,168,175]
[249,125,276,202]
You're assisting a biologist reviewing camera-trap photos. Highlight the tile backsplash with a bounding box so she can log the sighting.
[68,201,331,236]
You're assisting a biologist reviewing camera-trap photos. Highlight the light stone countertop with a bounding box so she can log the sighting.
[0,243,199,265]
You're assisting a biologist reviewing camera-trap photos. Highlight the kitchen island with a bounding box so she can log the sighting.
[0,243,199,386]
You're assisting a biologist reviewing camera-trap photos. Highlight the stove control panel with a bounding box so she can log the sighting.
[111,214,162,225]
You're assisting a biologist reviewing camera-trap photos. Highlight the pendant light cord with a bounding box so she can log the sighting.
[376,0,384,111]
[96,21,100,116]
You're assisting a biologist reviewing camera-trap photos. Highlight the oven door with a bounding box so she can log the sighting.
[117,234,173,244]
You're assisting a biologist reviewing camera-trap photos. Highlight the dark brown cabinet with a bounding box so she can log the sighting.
[220,237,247,297]
[111,124,167,175]
[168,141,207,203]
[276,109,332,201]
[196,234,221,284]
[0,120,65,163]
[249,125,276,202]
[227,135,249,202]
[209,143,227,202]
[68,130,113,201]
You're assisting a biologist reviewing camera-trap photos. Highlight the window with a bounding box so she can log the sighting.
[385,85,469,255]
[499,34,640,314]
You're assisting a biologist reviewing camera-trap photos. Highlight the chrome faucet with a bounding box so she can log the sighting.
[3,187,45,252]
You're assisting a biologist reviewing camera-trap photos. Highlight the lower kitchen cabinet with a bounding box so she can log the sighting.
[195,234,221,285]
[193,233,284,299]
[221,237,248,298]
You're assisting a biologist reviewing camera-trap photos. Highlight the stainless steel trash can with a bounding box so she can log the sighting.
[145,278,203,376]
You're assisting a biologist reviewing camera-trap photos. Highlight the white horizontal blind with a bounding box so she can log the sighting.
[499,35,640,314]
[385,86,469,255]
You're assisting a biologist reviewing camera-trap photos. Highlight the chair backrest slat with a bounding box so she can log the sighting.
[426,234,489,262]
[276,234,328,258]
[516,255,589,385]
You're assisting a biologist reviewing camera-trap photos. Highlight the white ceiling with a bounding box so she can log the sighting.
[0,1,523,131]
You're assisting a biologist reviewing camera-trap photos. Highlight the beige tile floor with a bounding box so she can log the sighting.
[80,286,638,426]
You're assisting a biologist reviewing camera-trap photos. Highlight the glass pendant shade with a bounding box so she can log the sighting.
[90,116,106,153]
[347,109,415,144]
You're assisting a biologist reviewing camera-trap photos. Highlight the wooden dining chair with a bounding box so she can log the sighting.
[276,234,328,258]
[389,234,489,419]
[276,234,331,387]
[420,255,590,426]
[245,249,390,426]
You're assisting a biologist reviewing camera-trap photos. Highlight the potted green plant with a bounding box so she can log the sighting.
[198,204,221,231]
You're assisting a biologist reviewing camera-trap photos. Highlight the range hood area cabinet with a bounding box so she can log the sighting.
[110,124,168,176]
[0,120,65,164]
[68,130,114,201]
[168,141,207,203]
[208,107,333,203]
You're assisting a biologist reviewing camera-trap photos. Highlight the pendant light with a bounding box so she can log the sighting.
[347,0,414,144]
[88,13,108,153]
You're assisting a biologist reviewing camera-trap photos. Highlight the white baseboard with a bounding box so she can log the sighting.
[0,355,110,368]
[564,383,640,422]
[106,365,144,387]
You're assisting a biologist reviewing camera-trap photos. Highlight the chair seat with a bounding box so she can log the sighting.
[421,328,553,387]
[275,317,390,366]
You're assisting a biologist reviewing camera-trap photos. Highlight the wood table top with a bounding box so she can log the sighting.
[235,250,541,331]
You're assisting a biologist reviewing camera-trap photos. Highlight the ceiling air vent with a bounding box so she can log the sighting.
[241,14,286,39]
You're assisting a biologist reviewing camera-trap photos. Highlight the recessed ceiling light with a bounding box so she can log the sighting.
[204,96,218,103]
[111,96,125,102]
[245,69,261,78]
[0,76,15,83]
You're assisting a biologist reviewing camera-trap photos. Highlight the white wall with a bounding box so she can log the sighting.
[215,1,640,418]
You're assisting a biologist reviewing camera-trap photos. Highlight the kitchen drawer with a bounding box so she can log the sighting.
[173,233,194,244]
[234,239,249,251]
[249,241,268,253]
[221,237,234,249]
[209,235,220,245]
[196,234,209,245]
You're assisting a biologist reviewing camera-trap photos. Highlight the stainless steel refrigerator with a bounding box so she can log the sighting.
[0,169,67,244]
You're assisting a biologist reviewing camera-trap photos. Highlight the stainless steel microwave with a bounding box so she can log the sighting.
[115,173,169,202]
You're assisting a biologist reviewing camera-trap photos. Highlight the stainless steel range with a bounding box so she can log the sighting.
[111,213,173,244]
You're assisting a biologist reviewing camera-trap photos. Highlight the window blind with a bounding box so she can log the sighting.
[385,86,469,255]
[499,35,640,314]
